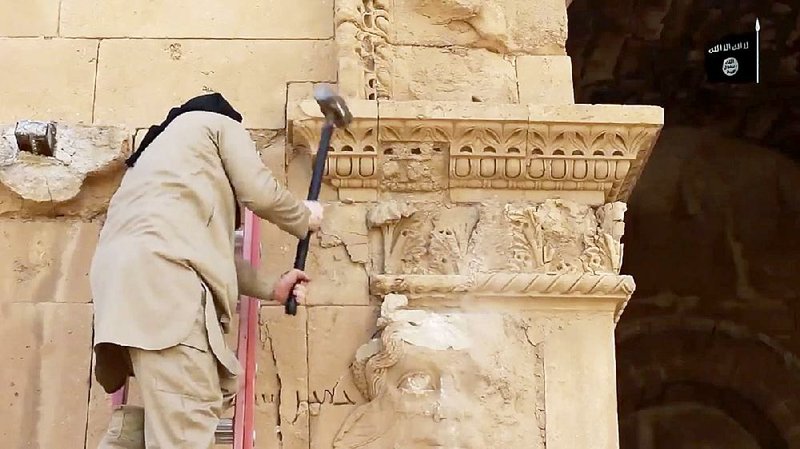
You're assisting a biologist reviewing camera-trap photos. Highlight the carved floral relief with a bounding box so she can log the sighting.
[290,108,662,204]
[366,199,626,277]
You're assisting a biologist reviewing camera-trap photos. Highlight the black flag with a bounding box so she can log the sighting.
[704,23,759,83]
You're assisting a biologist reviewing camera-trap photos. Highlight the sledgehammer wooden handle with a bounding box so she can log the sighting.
[285,122,334,316]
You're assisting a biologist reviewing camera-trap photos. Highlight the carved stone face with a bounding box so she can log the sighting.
[381,347,487,447]
[335,333,488,447]
[334,296,543,449]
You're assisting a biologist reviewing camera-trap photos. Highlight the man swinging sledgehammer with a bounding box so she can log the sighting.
[91,92,323,448]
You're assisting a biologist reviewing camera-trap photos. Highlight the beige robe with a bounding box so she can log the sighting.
[91,111,309,393]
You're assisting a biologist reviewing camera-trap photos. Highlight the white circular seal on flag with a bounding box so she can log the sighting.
[722,57,739,76]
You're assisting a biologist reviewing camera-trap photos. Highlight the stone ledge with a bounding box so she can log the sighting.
[370,273,634,321]
[289,100,663,204]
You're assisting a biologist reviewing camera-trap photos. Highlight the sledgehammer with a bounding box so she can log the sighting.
[285,84,353,316]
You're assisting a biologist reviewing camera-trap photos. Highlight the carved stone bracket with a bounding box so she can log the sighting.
[370,273,634,322]
[289,100,663,204]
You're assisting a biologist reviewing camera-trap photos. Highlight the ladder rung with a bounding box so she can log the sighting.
[215,418,234,445]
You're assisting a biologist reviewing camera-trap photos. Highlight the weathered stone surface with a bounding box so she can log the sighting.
[307,306,378,448]
[331,296,547,448]
[0,38,98,124]
[0,219,100,303]
[0,303,93,448]
[305,204,370,306]
[291,101,663,205]
[543,311,619,449]
[94,39,337,129]
[256,306,309,449]
[60,0,333,38]
[391,47,518,103]
[390,0,567,55]
[0,169,126,218]
[0,123,130,208]
[253,130,298,288]
[518,55,575,104]
[0,0,59,36]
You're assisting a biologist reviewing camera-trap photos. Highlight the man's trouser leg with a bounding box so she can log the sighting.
[128,304,223,449]
[97,405,145,449]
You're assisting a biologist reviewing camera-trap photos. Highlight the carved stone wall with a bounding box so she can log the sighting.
[1,1,665,448]
[290,101,662,205]
[335,0,573,103]
[286,96,662,448]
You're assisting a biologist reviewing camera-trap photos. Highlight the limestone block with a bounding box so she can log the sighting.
[0,303,93,448]
[307,306,378,449]
[94,39,337,129]
[0,170,126,218]
[60,0,333,39]
[517,56,575,104]
[0,219,100,303]
[543,311,619,449]
[304,204,370,306]
[0,38,98,124]
[0,123,130,212]
[378,99,529,121]
[389,0,567,55]
[0,0,59,36]
[527,103,665,124]
[252,130,302,291]
[256,306,309,449]
[286,82,318,129]
[391,46,518,103]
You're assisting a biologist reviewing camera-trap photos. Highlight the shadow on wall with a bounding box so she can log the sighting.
[624,126,800,306]
[615,126,800,449]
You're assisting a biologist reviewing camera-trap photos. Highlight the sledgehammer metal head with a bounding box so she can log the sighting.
[15,120,57,157]
[313,84,352,129]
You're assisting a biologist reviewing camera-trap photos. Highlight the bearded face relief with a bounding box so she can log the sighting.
[333,295,544,449]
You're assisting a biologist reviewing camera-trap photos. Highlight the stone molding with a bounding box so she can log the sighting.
[289,100,663,204]
[370,273,634,321]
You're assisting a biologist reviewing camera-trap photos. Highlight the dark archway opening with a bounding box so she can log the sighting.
[625,381,787,449]
[567,0,799,159]
[566,1,800,447]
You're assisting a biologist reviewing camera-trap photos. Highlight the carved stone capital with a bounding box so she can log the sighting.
[289,100,663,204]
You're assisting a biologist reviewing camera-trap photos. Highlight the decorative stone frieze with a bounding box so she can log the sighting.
[289,100,663,204]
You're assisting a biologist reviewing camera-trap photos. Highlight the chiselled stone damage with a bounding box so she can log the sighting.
[334,293,545,448]
[0,123,130,218]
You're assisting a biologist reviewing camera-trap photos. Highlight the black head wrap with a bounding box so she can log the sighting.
[126,92,245,228]
[125,92,243,167]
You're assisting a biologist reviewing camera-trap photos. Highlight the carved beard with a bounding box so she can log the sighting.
[332,396,396,449]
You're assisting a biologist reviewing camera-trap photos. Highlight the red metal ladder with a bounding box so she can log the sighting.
[109,208,261,448]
